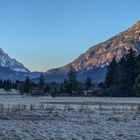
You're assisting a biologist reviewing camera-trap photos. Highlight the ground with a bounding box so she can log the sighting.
[0,94,140,140]
[0,110,140,140]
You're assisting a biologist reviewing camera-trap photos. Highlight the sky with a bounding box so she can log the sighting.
[0,0,140,72]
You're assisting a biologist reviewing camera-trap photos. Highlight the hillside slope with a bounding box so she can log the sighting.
[46,21,140,82]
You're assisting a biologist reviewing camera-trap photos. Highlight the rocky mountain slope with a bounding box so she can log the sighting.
[0,48,29,73]
[0,48,42,81]
[46,20,140,83]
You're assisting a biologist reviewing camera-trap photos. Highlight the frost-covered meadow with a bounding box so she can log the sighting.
[0,93,140,140]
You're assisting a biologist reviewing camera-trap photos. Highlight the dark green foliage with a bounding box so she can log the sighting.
[63,78,69,93]
[116,57,126,85]
[115,49,137,96]
[3,80,12,91]
[58,83,64,93]
[38,74,45,89]
[104,58,117,88]
[134,73,140,96]
[0,80,3,88]
[104,48,139,97]
[66,65,78,95]
[85,77,92,90]
[15,80,20,90]
[134,55,140,96]
[125,49,137,95]
[0,79,16,91]
[136,55,140,75]
[103,84,128,97]
[98,82,105,89]
[44,84,51,93]
[22,76,32,93]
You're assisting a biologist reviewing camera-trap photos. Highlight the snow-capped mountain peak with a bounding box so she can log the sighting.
[0,48,30,73]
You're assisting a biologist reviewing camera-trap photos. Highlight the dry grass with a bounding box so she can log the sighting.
[0,102,139,114]
[136,105,140,110]
[64,104,74,111]
[0,104,4,113]
[11,104,27,112]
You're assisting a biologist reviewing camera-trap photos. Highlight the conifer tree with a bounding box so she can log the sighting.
[136,55,140,75]
[15,80,20,90]
[63,78,68,93]
[124,48,137,96]
[44,84,50,93]
[104,58,117,88]
[67,65,78,95]
[134,73,140,96]
[39,74,45,89]
[0,80,3,89]
[23,76,31,93]
[85,77,92,90]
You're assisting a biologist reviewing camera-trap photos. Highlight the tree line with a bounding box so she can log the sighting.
[2,48,139,97]
[0,79,17,91]
[1,66,91,96]
[103,48,140,97]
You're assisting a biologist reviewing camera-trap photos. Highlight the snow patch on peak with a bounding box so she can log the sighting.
[13,68,29,73]
[0,48,30,73]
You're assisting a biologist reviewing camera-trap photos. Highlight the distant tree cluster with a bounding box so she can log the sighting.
[18,74,48,95]
[62,66,93,96]
[0,66,94,96]
[0,79,16,91]
[63,66,78,96]
[104,48,140,97]
[16,66,94,96]
[13,49,140,97]
[2,49,140,98]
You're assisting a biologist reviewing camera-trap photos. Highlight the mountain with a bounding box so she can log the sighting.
[0,48,30,81]
[45,20,140,83]
[0,48,30,73]
[0,48,43,81]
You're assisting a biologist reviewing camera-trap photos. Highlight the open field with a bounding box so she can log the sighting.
[1,95,140,110]
[0,95,140,139]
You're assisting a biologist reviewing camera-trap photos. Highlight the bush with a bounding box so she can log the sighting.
[134,74,140,96]
[102,85,125,97]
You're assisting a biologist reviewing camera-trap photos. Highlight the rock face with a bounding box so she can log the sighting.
[0,48,29,73]
[46,21,140,83]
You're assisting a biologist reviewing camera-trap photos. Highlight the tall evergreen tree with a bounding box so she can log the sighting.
[115,57,127,87]
[6,80,12,91]
[3,80,12,91]
[134,73,140,96]
[15,80,20,90]
[104,58,117,88]
[85,77,92,90]
[106,49,137,96]
[44,84,51,93]
[63,78,68,93]
[3,80,7,90]
[124,48,137,96]
[136,55,140,75]
[0,80,3,89]
[39,74,45,89]
[23,76,31,93]
[67,65,78,95]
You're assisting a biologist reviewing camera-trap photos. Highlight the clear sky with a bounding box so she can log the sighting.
[0,0,140,72]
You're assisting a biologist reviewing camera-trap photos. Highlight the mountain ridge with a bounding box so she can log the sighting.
[0,48,43,81]
[0,48,30,73]
[45,20,140,82]
[1,21,140,82]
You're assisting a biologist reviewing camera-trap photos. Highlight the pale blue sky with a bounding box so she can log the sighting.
[0,0,140,72]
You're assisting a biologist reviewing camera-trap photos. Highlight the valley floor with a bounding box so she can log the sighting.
[0,110,140,140]
[0,95,140,140]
